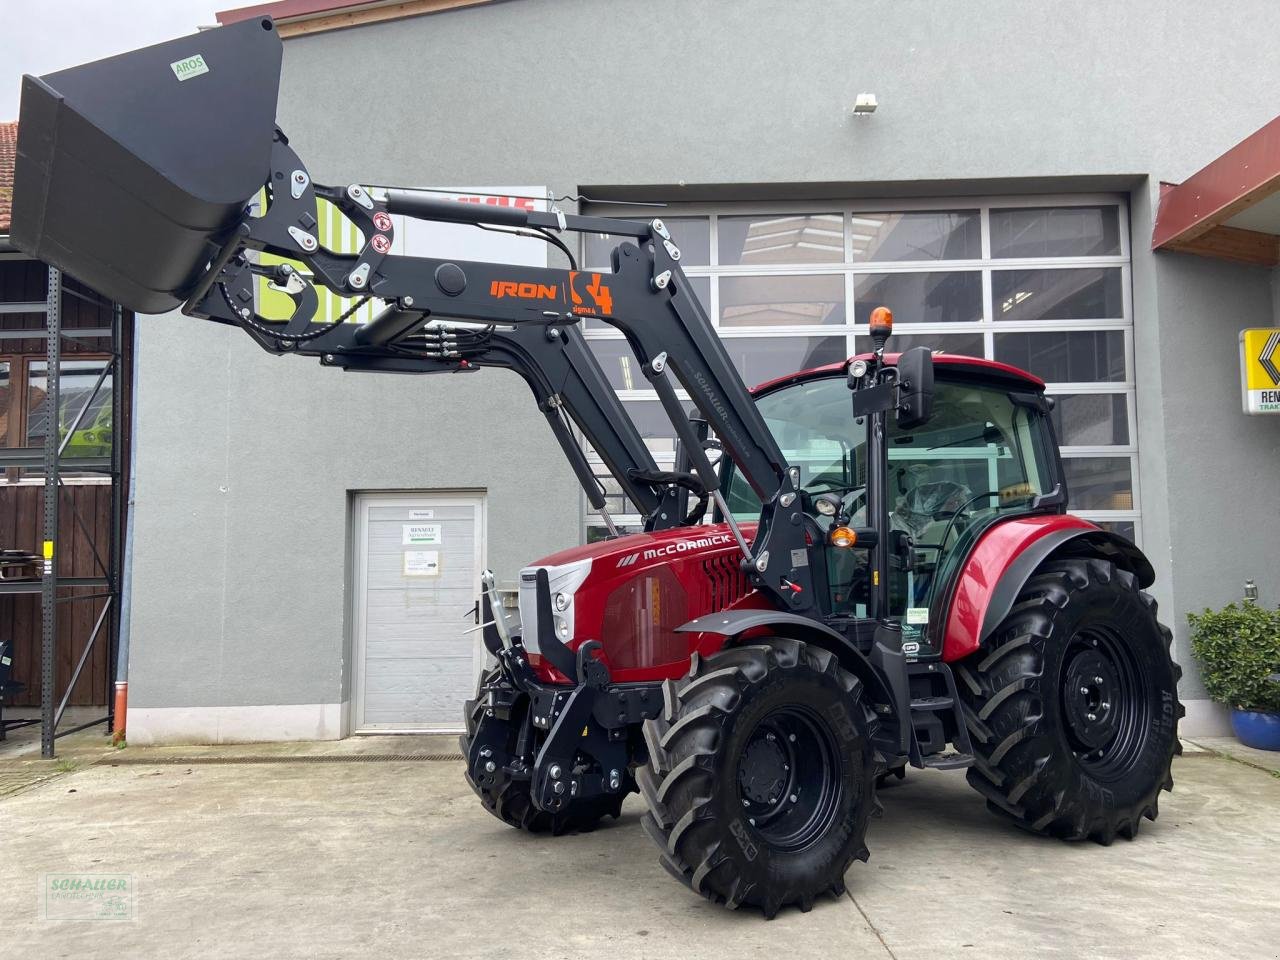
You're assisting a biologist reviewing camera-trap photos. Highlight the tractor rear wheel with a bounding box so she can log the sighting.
[461,668,627,835]
[638,639,880,919]
[956,556,1183,844]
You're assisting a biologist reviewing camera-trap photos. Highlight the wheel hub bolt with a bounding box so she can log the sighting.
[789,794,798,803]
[484,761,496,773]
[1094,676,1104,685]
[1087,713,1097,722]
[1080,686,1090,695]
[766,732,776,742]
[788,734,796,742]
[742,798,750,807]
[549,764,562,779]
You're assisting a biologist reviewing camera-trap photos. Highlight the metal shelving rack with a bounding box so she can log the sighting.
[0,266,125,758]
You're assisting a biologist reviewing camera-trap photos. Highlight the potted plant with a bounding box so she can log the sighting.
[1188,601,1280,750]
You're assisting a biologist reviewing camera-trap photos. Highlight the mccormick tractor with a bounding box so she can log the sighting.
[12,17,1183,920]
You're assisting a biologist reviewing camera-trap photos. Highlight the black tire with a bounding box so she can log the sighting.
[638,639,881,919]
[460,668,627,835]
[955,556,1184,844]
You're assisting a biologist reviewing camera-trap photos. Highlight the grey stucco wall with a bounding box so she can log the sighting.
[1149,254,1280,696]
[130,0,1280,719]
[128,317,579,710]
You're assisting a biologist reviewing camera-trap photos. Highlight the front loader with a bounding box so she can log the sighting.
[11,16,1184,919]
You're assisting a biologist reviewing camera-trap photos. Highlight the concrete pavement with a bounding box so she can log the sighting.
[0,743,1275,960]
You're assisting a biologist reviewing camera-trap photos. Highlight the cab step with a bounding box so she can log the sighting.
[921,751,973,770]
[910,695,954,712]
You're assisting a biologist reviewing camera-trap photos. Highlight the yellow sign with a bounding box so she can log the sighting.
[1240,328,1280,414]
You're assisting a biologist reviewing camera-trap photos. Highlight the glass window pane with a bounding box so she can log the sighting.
[587,339,644,391]
[621,400,678,455]
[718,214,844,265]
[1049,393,1129,446]
[1093,520,1136,543]
[854,272,982,325]
[720,275,845,327]
[992,268,1123,321]
[721,335,848,388]
[851,211,980,261]
[1062,457,1133,510]
[865,332,986,359]
[990,206,1121,258]
[27,360,114,468]
[583,216,710,269]
[587,523,645,542]
[994,331,1125,383]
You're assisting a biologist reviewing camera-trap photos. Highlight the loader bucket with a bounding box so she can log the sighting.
[10,17,283,314]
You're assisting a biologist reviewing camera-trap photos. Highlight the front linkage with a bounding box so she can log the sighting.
[461,572,660,830]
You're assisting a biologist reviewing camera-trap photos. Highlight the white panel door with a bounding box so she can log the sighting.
[353,493,484,732]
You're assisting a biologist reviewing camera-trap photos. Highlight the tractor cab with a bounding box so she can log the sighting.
[724,350,1061,658]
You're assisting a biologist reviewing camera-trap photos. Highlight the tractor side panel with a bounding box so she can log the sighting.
[941,514,1099,662]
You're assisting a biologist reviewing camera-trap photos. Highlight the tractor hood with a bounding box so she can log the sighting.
[519,523,761,683]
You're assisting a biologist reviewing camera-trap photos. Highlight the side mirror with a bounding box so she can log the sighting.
[896,347,934,430]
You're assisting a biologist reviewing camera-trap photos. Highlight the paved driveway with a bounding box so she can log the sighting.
[0,743,1275,959]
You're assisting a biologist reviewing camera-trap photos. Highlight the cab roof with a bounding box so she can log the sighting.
[750,352,1046,396]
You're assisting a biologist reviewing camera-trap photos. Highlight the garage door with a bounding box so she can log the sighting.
[353,493,485,732]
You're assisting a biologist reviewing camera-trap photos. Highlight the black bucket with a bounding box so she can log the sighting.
[11,17,283,314]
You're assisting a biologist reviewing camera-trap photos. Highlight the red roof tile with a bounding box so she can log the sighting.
[0,121,16,235]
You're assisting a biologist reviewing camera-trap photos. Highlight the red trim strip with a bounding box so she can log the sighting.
[750,352,1044,396]
[217,0,373,25]
[1152,113,1280,250]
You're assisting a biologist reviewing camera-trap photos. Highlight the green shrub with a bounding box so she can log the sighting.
[1187,602,1280,713]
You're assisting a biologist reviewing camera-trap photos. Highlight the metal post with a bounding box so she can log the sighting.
[867,406,889,621]
[108,302,124,726]
[41,267,61,759]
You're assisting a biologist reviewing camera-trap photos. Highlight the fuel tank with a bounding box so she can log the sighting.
[518,523,767,683]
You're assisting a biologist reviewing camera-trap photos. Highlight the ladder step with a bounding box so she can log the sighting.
[921,751,973,770]
[910,695,954,712]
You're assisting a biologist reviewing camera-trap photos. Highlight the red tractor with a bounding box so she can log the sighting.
[12,16,1182,921]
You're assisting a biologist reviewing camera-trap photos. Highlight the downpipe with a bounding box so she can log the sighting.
[112,322,141,746]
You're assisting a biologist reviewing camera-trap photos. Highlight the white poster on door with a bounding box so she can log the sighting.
[404,550,440,577]
[402,523,442,545]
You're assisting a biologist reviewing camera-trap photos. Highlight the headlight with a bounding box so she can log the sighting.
[555,616,570,639]
[850,358,868,379]
[814,494,840,517]
[554,591,571,611]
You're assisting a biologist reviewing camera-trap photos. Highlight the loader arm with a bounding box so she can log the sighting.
[182,130,817,615]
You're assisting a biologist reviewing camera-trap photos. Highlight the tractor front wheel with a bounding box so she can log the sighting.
[638,638,881,919]
[956,556,1183,844]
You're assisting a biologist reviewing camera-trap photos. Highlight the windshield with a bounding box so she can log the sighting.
[724,373,1056,621]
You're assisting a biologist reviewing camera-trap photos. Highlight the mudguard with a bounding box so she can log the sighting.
[676,609,893,709]
[941,515,1155,662]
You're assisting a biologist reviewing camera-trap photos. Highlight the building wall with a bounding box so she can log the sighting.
[131,0,1280,739]
[1149,253,1280,729]
[126,310,580,742]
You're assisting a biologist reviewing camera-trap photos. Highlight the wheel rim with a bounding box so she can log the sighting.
[1060,625,1150,780]
[735,705,843,851]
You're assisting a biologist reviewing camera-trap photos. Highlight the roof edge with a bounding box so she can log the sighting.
[1152,113,1280,252]
[217,0,503,38]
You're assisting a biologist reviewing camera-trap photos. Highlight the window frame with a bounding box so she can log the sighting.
[581,194,1139,545]
[0,353,116,485]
